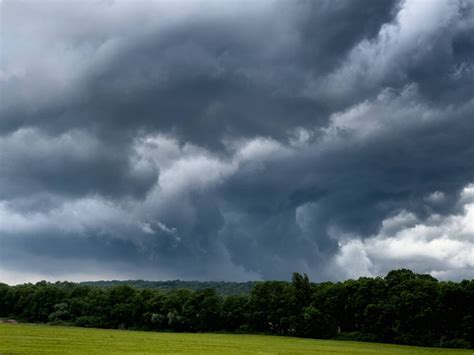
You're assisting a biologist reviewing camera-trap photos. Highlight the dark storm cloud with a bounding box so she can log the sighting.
[1,0,473,283]
[296,0,399,71]
[0,128,158,200]
[0,0,400,146]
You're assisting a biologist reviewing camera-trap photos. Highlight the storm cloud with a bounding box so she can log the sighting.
[1,0,473,283]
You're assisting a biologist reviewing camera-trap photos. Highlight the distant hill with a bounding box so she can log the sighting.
[79,280,257,295]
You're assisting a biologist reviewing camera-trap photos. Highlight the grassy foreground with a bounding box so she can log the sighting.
[0,324,472,354]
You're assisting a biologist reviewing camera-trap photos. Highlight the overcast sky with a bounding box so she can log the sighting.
[1,0,473,284]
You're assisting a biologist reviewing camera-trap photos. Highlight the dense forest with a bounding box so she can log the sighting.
[80,280,256,295]
[1,269,473,349]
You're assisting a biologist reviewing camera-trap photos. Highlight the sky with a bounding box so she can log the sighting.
[0,0,473,284]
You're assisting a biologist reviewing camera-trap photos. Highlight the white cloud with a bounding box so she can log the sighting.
[334,240,373,279]
[321,84,442,144]
[426,191,446,203]
[313,0,460,99]
[333,183,474,280]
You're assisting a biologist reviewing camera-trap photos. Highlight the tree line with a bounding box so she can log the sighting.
[80,280,256,295]
[0,269,472,349]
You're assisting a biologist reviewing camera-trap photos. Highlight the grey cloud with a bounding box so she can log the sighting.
[1,0,400,145]
[1,0,473,283]
[295,0,399,72]
[0,128,158,200]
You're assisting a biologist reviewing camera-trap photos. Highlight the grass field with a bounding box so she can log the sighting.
[0,324,472,354]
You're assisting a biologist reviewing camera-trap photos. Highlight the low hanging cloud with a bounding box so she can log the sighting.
[1,0,473,283]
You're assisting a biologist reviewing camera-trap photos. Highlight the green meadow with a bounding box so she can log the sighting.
[0,324,472,354]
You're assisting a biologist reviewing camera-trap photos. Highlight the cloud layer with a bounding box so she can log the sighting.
[1,0,473,283]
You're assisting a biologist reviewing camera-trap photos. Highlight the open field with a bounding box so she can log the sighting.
[0,324,472,354]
